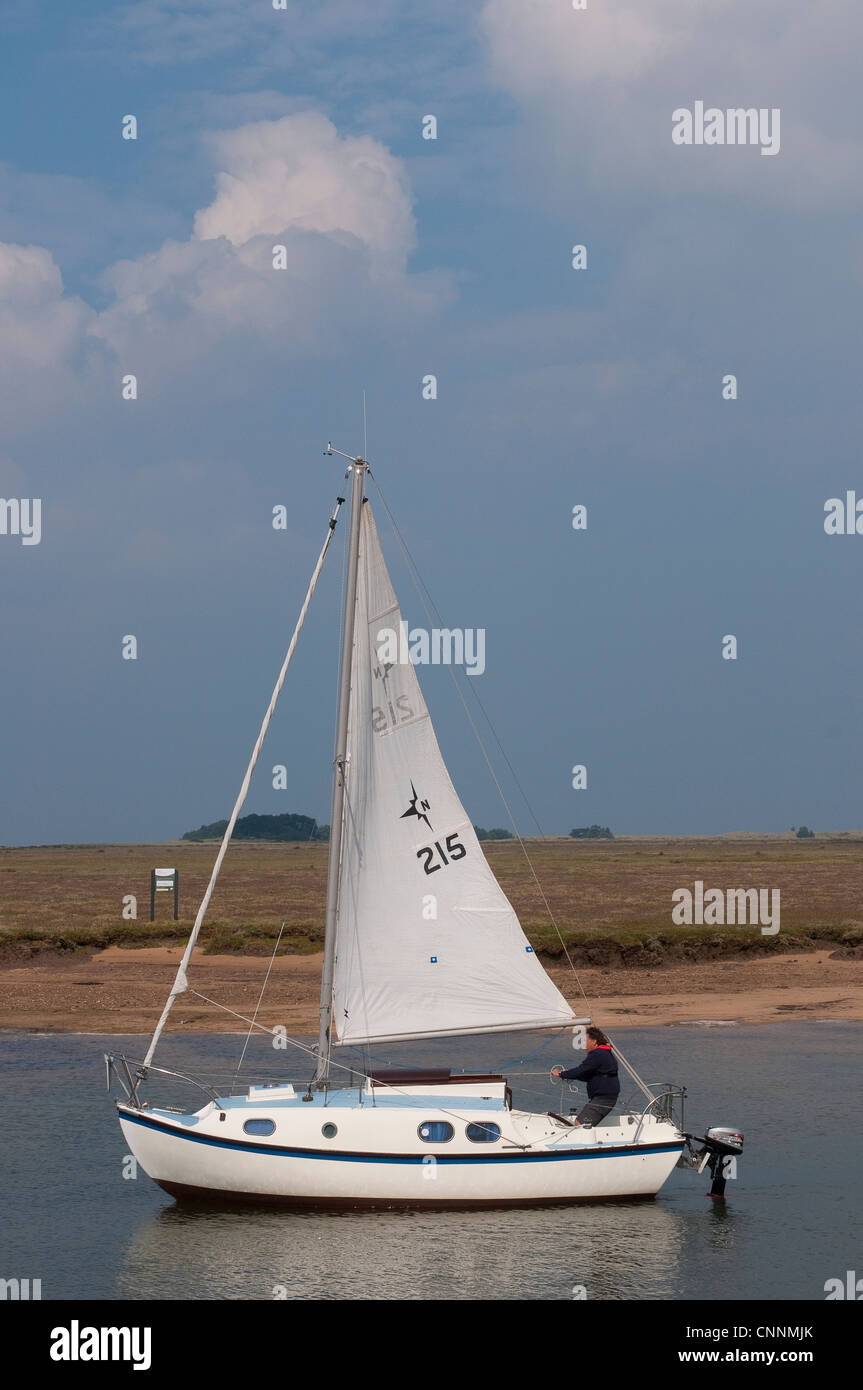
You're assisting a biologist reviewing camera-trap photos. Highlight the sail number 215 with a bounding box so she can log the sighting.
[417,834,467,874]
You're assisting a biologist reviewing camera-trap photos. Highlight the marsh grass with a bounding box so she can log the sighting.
[1,835,861,963]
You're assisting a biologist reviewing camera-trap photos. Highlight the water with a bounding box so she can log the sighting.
[1,1024,860,1301]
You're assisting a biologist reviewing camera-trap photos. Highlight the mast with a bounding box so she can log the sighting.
[315,448,367,1081]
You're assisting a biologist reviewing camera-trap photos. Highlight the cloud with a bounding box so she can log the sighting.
[91,113,446,369]
[480,0,863,208]
[94,0,414,68]
[100,0,264,66]
[0,243,94,369]
[0,113,450,394]
[193,112,415,263]
[486,0,689,84]
[0,244,104,449]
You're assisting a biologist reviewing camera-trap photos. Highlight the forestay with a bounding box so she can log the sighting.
[331,504,577,1044]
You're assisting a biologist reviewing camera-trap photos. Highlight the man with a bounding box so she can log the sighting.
[551,1027,620,1127]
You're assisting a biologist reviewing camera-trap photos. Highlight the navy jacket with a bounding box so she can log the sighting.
[559,1045,620,1100]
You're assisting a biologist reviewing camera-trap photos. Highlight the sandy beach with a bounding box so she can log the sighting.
[2,944,860,1035]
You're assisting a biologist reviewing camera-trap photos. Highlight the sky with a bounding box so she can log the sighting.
[1,0,862,844]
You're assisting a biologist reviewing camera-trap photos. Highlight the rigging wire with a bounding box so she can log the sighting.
[141,494,345,1071]
[232,922,286,1088]
[366,471,654,1104]
[494,1026,568,1070]
[366,471,588,1001]
[338,1027,570,1079]
[182,990,532,1147]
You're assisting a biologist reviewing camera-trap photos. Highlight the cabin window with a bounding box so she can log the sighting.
[418,1121,454,1143]
[466,1122,501,1143]
[243,1118,275,1136]
[321,1123,338,1139]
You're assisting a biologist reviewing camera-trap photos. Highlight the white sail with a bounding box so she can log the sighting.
[331,503,577,1044]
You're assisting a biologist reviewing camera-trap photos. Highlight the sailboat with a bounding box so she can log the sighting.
[109,449,741,1207]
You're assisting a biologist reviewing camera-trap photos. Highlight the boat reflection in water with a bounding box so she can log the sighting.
[117,1195,689,1301]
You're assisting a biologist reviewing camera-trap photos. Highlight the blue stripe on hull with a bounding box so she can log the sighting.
[120,1108,683,1166]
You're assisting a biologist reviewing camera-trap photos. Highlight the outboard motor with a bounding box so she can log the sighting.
[678,1126,744,1199]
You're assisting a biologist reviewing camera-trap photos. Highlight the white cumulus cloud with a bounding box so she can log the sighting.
[0,244,93,366]
[80,112,448,370]
[0,111,452,420]
[193,112,415,263]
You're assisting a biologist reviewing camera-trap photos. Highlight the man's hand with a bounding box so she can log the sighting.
[550,1065,564,1080]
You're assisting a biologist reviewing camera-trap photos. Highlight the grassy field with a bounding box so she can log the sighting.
[1,834,862,964]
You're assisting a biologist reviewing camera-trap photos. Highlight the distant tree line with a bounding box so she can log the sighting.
[474,826,513,841]
[182,813,329,842]
[793,826,815,838]
[570,825,614,840]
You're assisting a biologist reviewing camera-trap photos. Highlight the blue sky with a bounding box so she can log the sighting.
[1,0,862,844]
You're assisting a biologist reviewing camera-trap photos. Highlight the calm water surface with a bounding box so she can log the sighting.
[1,1024,859,1300]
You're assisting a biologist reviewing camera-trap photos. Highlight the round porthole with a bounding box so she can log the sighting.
[321,1122,338,1139]
[243,1118,275,1136]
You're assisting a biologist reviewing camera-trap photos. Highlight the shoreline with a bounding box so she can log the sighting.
[1,945,860,1034]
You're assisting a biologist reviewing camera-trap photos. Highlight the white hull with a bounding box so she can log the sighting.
[118,1080,684,1209]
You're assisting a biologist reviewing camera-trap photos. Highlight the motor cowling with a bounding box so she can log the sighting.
[678,1126,744,1198]
[704,1126,744,1157]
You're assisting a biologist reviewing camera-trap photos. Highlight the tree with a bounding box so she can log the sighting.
[182,812,321,842]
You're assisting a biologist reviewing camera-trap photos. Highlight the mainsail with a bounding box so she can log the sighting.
[331,503,577,1044]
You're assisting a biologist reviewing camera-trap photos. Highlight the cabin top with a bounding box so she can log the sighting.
[365,1071,510,1106]
[368,1069,505,1088]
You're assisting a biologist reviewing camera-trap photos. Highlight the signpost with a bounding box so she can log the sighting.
[150,868,179,922]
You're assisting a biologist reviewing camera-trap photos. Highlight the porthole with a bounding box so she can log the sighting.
[243,1118,275,1136]
[321,1122,338,1139]
[466,1122,501,1143]
[418,1121,454,1143]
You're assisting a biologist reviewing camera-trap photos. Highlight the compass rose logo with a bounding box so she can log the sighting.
[401,781,432,832]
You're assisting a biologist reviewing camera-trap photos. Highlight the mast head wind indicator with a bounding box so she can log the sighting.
[324,441,368,471]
